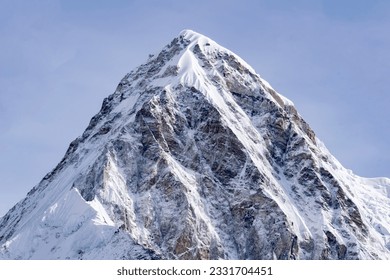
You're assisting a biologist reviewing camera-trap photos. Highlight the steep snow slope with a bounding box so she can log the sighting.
[0,30,389,259]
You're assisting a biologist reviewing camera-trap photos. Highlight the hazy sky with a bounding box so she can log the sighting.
[1,0,389,217]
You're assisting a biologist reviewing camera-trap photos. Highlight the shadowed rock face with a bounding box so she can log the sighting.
[1,30,389,260]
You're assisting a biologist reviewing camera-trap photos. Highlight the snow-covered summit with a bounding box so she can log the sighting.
[179,29,203,40]
[180,29,257,74]
[0,30,389,260]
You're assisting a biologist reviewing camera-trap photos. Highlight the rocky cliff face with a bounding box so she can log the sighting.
[1,30,389,260]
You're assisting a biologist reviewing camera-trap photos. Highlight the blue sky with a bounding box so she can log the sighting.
[0,0,389,217]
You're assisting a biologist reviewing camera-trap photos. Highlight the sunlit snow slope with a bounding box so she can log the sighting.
[1,30,389,259]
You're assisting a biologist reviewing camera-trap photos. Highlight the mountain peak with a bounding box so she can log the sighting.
[178,29,203,41]
[142,29,282,106]
[177,29,218,50]
[1,30,390,260]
